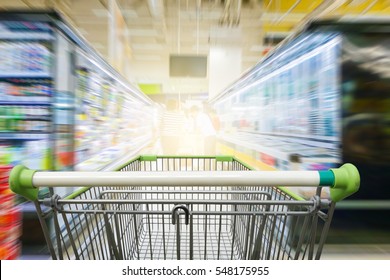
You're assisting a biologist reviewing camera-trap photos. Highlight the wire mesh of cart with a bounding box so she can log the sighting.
[9,155,360,260]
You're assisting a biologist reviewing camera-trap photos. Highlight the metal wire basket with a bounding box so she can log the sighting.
[9,155,360,260]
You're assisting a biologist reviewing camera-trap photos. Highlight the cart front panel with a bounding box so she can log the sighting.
[36,156,333,260]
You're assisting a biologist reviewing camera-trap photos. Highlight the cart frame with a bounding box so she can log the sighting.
[9,155,360,260]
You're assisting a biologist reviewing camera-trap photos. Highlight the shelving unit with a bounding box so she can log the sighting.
[212,32,342,172]
[210,19,390,241]
[0,10,156,174]
[0,19,54,171]
[0,11,157,257]
[73,52,155,171]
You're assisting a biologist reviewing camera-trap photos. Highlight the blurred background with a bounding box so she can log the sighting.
[0,0,389,260]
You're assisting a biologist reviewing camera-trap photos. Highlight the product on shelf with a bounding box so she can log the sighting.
[0,42,51,74]
[0,105,51,133]
[0,165,21,260]
[0,79,53,102]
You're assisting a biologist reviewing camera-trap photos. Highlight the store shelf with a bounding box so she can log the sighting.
[0,32,54,41]
[0,101,51,106]
[81,99,103,109]
[0,73,51,79]
[0,133,49,140]
[0,116,50,121]
[0,15,55,174]
[211,19,390,237]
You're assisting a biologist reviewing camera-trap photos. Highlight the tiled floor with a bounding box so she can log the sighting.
[321,244,390,260]
[18,244,390,260]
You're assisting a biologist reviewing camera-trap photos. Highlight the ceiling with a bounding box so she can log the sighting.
[0,0,389,97]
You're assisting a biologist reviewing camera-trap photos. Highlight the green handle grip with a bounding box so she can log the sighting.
[9,165,38,201]
[329,163,360,202]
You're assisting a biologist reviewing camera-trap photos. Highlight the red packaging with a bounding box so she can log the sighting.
[0,165,12,186]
[0,207,21,227]
[0,191,15,210]
[0,241,20,260]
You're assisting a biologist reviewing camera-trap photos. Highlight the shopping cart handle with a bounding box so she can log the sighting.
[329,163,360,203]
[8,163,360,202]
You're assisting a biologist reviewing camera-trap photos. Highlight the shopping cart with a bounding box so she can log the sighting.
[9,155,360,260]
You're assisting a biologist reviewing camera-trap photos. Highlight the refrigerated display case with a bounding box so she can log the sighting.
[0,10,155,171]
[210,20,390,242]
[213,31,342,171]
[0,18,54,172]
[0,11,156,256]
[73,49,154,171]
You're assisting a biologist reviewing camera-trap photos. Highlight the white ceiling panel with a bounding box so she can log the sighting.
[1,0,385,96]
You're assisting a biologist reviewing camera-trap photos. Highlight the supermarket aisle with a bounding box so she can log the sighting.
[0,10,389,262]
